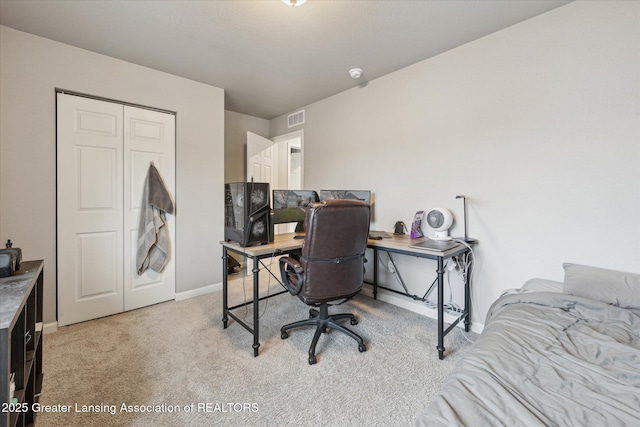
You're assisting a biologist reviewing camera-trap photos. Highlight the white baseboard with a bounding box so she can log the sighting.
[361,285,484,334]
[43,322,58,334]
[42,285,221,334]
[175,282,221,301]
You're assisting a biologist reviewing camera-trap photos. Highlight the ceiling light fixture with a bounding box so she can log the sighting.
[349,68,363,79]
[282,0,306,6]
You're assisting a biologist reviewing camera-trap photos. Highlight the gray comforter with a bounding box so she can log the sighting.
[415,292,640,426]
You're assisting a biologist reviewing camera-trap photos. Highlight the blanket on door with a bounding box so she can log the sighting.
[136,163,175,275]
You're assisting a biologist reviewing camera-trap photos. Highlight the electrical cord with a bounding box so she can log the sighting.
[450,238,475,300]
[451,238,477,341]
[451,238,475,284]
[240,257,250,320]
[382,252,466,316]
[240,248,282,325]
[385,252,409,294]
[256,251,277,319]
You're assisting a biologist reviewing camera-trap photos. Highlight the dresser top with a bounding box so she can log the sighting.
[0,260,43,330]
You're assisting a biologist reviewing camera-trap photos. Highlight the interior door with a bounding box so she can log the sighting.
[271,131,303,234]
[287,141,302,191]
[123,106,176,311]
[57,93,124,326]
[246,131,274,185]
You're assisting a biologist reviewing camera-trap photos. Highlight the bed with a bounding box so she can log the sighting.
[415,263,640,426]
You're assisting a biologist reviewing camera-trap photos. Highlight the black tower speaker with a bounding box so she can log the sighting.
[225,182,271,247]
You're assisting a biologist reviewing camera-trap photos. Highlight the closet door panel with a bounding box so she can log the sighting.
[123,106,176,311]
[78,147,118,210]
[57,93,124,326]
[76,232,119,298]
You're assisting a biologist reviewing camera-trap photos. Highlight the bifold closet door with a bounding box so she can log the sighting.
[57,93,175,326]
[123,105,175,311]
[57,94,125,326]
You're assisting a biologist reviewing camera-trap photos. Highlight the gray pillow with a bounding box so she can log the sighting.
[563,263,640,309]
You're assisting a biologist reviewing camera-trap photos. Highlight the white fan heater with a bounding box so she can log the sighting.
[426,208,453,241]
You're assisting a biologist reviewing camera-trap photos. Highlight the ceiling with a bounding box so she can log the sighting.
[0,0,570,119]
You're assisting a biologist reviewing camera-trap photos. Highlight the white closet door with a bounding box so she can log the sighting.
[123,106,176,311]
[57,93,176,326]
[57,93,124,326]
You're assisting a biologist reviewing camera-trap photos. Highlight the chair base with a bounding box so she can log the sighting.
[281,303,366,364]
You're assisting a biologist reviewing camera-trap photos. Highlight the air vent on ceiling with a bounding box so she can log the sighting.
[287,110,305,128]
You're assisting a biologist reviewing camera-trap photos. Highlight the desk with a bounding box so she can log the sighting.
[221,234,302,357]
[367,234,472,359]
[221,233,472,359]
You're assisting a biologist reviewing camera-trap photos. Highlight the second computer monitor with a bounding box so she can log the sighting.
[320,190,371,204]
[272,190,320,231]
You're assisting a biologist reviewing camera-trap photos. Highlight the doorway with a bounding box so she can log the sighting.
[271,130,304,234]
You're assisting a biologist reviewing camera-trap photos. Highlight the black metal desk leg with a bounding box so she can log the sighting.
[373,248,379,300]
[252,255,260,357]
[437,256,445,360]
[222,247,229,328]
[464,257,472,332]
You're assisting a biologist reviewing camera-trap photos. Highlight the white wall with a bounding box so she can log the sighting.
[224,110,270,183]
[0,26,225,324]
[270,1,640,327]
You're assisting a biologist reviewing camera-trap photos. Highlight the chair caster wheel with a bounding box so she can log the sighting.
[309,355,317,365]
[350,318,358,325]
[281,331,289,339]
[359,344,367,352]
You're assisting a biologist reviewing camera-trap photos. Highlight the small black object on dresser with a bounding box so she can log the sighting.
[0,240,22,278]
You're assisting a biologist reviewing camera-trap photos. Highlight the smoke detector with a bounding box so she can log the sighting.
[282,0,306,6]
[349,68,363,79]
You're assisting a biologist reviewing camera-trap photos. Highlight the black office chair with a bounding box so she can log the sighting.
[279,199,370,364]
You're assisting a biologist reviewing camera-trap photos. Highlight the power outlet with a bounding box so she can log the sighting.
[388,260,395,274]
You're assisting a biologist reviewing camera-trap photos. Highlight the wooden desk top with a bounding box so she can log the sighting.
[367,234,468,258]
[221,233,468,259]
[221,233,306,257]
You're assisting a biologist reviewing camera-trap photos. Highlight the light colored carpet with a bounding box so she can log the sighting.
[38,271,477,426]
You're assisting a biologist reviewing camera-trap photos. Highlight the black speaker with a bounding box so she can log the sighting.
[0,247,21,278]
[225,182,271,247]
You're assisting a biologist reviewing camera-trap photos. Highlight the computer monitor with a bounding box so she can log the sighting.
[272,190,320,232]
[319,190,371,204]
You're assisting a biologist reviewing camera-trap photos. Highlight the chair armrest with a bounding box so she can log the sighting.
[279,256,304,295]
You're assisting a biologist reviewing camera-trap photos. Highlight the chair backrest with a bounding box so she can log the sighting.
[299,199,370,304]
